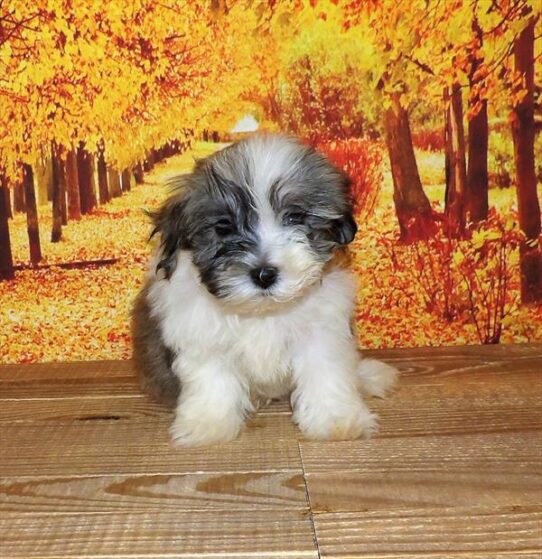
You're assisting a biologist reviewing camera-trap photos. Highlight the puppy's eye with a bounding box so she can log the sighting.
[283,211,306,226]
[214,219,236,236]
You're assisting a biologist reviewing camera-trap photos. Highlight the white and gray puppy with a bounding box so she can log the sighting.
[132,133,398,447]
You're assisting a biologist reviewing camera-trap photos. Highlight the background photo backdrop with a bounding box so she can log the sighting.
[0,0,541,363]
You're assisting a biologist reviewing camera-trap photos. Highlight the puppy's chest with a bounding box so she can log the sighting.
[228,317,293,384]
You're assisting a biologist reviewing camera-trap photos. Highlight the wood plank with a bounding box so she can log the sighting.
[302,342,542,514]
[0,472,306,513]
[370,367,542,438]
[300,431,541,474]
[302,431,542,513]
[0,359,292,415]
[362,342,542,361]
[0,510,318,558]
[0,414,301,476]
[305,469,542,512]
[0,397,291,424]
[2,343,540,399]
[1,347,541,558]
[0,359,139,400]
[374,402,542,438]
[1,343,540,385]
[0,359,134,381]
[364,343,542,381]
[0,343,539,383]
[0,377,140,399]
[312,507,542,558]
[0,396,164,423]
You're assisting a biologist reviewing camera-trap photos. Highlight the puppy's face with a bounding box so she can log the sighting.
[151,134,356,312]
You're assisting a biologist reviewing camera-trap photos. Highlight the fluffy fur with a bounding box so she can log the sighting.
[132,133,398,447]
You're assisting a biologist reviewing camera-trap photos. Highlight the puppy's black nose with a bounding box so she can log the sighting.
[250,266,279,289]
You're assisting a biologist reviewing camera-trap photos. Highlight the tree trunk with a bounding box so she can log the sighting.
[14,182,26,213]
[444,88,455,219]
[97,145,110,204]
[77,143,97,214]
[61,177,68,225]
[383,93,435,241]
[46,162,53,202]
[133,163,144,184]
[444,83,467,235]
[51,144,64,242]
[143,150,155,172]
[108,167,122,198]
[65,147,81,220]
[467,99,489,222]
[22,164,42,265]
[4,186,12,219]
[60,168,67,226]
[511,17,542,303]
[466,16,489,223]
[0,176,15,280]
[121,168,132,192]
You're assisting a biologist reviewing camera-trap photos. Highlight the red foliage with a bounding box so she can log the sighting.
[411,127,444,152]
[316,139,384,220]
[398,209,442,243]
[380,209,523,344]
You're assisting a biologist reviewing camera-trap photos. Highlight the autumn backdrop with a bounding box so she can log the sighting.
[0,0,541,363]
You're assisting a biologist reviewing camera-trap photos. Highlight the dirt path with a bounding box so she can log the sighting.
[0,142,223,364]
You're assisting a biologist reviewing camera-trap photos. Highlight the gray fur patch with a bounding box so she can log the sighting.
[131,284,180,407]
[150,134,356,293]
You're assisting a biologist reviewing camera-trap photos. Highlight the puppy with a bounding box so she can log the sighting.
[132,133,398,447]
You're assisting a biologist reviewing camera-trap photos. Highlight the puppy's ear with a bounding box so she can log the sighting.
[148,195,190,279]
[332,212,357,245]
[332,172,357,245]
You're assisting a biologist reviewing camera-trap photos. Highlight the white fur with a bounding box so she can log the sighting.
[147,254,398,447]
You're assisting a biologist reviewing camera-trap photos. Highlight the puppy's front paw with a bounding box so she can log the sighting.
[295,402,378,441]
[169,413,243,448]
[357,358,399,399]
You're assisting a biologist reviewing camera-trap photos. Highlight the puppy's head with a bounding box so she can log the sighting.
[150,133,356,312]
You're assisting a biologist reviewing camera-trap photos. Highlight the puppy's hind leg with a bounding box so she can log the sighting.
[356,358,399,399]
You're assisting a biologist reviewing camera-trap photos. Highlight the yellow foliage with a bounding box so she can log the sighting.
[0,1,257,178]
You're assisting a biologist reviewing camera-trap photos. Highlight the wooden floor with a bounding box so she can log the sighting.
[1,344,541,558]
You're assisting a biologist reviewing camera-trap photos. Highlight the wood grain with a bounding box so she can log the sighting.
[313,507,542,558]
[302,430,542,514]
[1,345,541,558]
[300,431,542,473]
[0,510,318,558]
[362,341,542,362]
[0,396,292,424]
[0,472,306,513]
[300,345,542,557]
[0,376,140,399]
[305,469,542,512]
[0,359,134,381]
[369,362,542,438]
[0,414,301,476]
[301,343,542,516]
